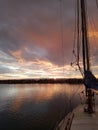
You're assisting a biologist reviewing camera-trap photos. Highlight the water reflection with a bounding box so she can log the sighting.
[0,84,84,130]
[0,84,83,100]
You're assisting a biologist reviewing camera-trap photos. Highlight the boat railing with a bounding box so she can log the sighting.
[54,112,74,130]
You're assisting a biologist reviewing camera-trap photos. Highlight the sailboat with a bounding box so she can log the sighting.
[54,0,98,129]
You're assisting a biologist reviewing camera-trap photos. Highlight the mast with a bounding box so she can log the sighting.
[80,0,94,113]
[80,0,90,72]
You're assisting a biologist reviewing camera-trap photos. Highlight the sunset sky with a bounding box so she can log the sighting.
[0,0,98,79]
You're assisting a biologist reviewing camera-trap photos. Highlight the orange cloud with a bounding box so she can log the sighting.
[88,31,98,38]
[10,50,25,63]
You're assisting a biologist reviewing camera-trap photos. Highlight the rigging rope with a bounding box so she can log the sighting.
[77,0,80,64]
[69,0,84,112]
[77,0,84,76]
[88,16,97,63]
[71,0,77,67]
[71,0,83,76]
[59,0,65,77]
[96,0,98,8]
[87,0,98,70]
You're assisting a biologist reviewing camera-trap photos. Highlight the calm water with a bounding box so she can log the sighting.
[0,84,84,130]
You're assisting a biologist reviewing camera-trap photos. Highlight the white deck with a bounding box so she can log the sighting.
[71,105,98,130]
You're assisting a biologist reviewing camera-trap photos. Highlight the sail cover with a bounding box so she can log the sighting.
[84,71,98,91]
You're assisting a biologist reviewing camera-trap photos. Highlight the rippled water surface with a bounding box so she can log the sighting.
[0,84,84,130]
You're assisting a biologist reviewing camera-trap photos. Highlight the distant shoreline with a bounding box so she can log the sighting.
[0,78,84,84]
